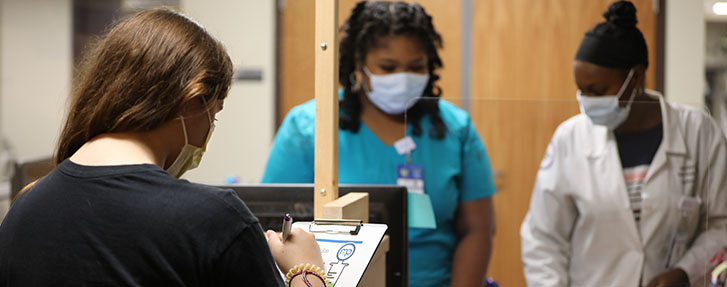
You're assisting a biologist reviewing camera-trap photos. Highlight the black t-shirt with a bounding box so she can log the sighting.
[615,123,663,168]
[615,123,663,225]
[0,160,284,287]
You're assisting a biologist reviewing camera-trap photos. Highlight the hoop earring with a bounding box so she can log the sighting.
[431,84,442,97]
[349,70,363,92]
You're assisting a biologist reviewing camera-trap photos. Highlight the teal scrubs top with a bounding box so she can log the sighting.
[261,99,497,287]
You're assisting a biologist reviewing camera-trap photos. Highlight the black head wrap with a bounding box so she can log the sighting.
[575,1,648,69]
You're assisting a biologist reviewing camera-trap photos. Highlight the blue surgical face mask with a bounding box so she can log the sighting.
[363,66,430,115]
[577,68,637,130]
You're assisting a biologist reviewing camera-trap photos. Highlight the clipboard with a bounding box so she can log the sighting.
[292,220,388,287]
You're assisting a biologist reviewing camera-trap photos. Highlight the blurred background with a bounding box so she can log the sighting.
[0,0,724,285]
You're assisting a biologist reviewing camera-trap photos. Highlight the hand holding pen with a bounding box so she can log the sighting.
[265,214,325,273]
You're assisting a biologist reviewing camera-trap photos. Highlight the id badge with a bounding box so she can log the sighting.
[666,195,702,268]
[674,195,701,244]
[679,195,701,213]
[397,164,424,194]
[397,164,436,229]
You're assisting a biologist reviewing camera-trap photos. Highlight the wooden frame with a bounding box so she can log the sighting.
[312,2,387,284]
[313,0,340,219]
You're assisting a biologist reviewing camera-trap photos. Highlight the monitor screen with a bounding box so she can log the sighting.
[218,184,408,287]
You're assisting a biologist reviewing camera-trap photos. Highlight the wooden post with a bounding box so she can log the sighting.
[313,0,339,219]
[310,2,386,285]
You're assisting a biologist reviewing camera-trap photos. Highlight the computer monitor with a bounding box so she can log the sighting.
[218,184,408,287]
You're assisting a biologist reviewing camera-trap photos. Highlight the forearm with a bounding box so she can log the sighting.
[450,230,492,287]
[520,223,571,286]
[676,227,727,281]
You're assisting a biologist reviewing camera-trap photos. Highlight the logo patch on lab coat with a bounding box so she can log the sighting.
[540,141,555,170]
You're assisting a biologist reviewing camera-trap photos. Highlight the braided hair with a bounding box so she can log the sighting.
[339,1,447,138]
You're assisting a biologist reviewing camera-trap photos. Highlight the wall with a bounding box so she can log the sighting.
[0,0,72,220]
[0,0,5,222]
[665,0,705,107]
[180,0,277,184]
[0,0,72,161]
[705,22,727,135]
[0,0,3,159]
[706,22,727,68]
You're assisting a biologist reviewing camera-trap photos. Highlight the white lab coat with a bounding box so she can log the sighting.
[521,91,727,287]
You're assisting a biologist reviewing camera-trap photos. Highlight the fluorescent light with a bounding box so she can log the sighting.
[713,2,727,15]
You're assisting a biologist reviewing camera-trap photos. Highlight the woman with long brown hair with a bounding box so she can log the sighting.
[0,9,325,286]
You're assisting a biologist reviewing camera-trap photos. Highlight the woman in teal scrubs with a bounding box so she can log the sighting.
[262,1,496,286]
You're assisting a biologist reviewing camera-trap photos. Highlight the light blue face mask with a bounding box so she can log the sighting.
[577,68,637,130]
[363,66,430,115]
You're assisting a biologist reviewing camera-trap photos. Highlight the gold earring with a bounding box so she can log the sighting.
[350,70,363,91]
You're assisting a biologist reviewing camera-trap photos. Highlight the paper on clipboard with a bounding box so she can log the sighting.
[292,220,387,287]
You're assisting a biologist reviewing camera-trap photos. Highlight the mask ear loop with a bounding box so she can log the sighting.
[621,69,639,108]
[360,66,372,94]
[617,68,636,100]
[624,85,639,108]
[179,115,190,146]
[180,97,214,147]
[200,97,214,127]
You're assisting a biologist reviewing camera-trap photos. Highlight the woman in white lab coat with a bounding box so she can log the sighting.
[521,1,727,286]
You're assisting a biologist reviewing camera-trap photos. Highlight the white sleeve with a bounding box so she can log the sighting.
[521,140,578,287]
[676,120,727,282]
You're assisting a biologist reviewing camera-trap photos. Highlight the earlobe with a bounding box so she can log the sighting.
[179,96,207,118]
[180,100,195,115]
[349,70,363,90]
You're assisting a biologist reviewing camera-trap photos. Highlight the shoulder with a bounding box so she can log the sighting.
[165,179,258,227]
[554,114,590,135]
[550,114,591,148]
[288,99,317,119]
[667,101,714,127]
[280,100,316,137]
[665,101,726,146]
[644,90,714,133]
[436,100,473,134]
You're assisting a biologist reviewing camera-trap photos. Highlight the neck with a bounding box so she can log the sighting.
[358,92,408,146]
[614,90,662,133]
[69,131,169,167]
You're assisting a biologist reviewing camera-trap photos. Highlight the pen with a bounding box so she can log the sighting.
[282,213,292,242]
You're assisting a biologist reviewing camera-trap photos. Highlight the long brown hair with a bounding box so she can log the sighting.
[55,8,233,164]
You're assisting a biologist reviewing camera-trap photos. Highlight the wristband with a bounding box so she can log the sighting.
[285,263,328,286]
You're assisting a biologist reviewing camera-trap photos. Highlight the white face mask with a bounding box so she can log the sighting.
[363,66,429,115]
[577,68,637,130]
[166,107,215,178]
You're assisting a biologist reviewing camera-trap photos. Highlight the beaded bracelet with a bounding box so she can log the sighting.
[285,263,329,287]
[287,268,327,287]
